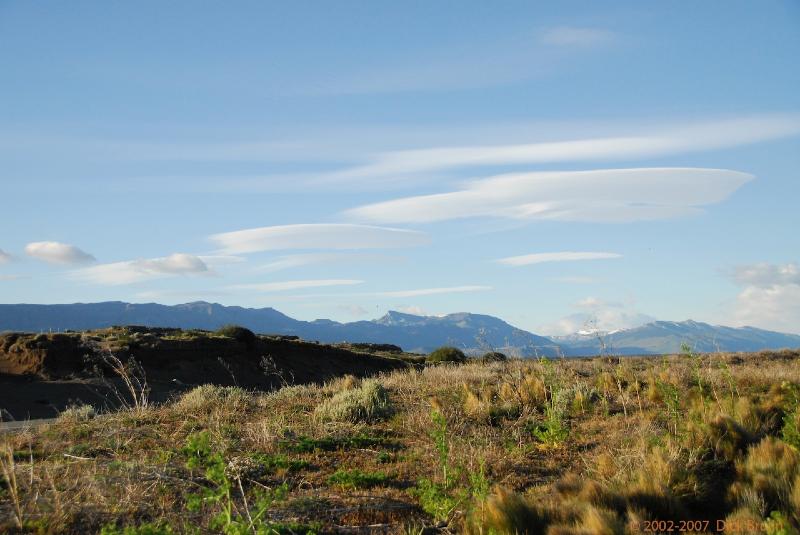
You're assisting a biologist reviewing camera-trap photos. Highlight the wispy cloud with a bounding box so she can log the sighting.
[346,168,752,224]
[74,253,209,285]
[0,249,12,264]
[314,26,616,95]
[228,279,364,292]
[321,115,800,185]
[373,285,492,298]
[255,252,397,273]
[25,241,96,265]
[262,285,493,300]
[210,224,428,254]
[496,251,621,266]
[540,26,616,47]
[551,276,597,284]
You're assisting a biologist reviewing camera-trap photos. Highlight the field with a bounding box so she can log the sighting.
[1,348,800,534]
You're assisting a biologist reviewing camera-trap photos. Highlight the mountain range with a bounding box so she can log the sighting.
[0,301,798,356]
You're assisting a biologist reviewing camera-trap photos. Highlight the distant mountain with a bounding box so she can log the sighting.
[2,303,798,356]
[554,320,800,355]
[0,301,560,356]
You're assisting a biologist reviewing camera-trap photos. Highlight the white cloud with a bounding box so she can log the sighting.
[542,310,655,336]
[0,249,12,264]
[374,285,492,298]
[496,251,621,266]
[229,279,364,292]
[732,262,799,287]
[324,115,799,184]
[540,26,615,47]
[395,305,428,316]
[346,167,752,224]
[25,241,96,265]
[730,262,800,333]
[575,296,615,309]
[210,224,429,254]
[198,255,247,267]
[338,304,369,317]
[0,274,25,281]
[256,252,396,273]
[74,253,209,285]
[733,284,800,334]
[551,276,597,284]
[539,295,654,335]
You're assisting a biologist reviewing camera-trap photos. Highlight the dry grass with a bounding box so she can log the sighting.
[0,350,799,533]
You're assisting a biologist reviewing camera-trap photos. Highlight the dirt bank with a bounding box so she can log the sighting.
[0,326,410,420]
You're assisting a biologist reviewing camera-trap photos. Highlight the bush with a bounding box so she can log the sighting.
[428,346,467,364]
[314,379,392,423]
[58,404,96,423]
[481,351,507,363]
[215,324,256,345]
[175,385,252,412]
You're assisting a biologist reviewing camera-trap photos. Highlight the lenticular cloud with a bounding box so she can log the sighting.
[346,167,753,224]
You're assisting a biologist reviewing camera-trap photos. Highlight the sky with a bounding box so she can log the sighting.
[1,1,799,335]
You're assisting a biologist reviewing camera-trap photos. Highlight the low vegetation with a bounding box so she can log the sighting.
[427,346,467,363]
[2,348,800,533]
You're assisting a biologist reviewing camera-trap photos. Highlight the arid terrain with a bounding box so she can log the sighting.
[1,328,799,534]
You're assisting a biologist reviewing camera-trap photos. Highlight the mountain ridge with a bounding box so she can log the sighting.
[1,301,798,356]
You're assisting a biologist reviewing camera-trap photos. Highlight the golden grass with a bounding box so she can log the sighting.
[0,350,798,533]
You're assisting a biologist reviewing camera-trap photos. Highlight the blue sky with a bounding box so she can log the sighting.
[1,1,799,334]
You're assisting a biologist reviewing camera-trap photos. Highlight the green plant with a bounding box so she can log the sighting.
[100,522,174,535]
[532,360,569,447]
[328,469,391,489]
[277,434,393,453]
[427,346,467,364]
[657,377,682,436]
[764,511,799,535]
[250,453,310,474]
[468,459,490,502]
[430,409,451,486]
[781,384,800,451]
[412,478,461,521]
[684,343,709,417]
[182,432,293,534]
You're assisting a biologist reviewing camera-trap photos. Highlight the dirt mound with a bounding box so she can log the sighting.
[0,332,89,377]
[0,327,408,384]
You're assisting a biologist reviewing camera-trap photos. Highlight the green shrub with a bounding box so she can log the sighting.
[480,351,507,363]
[328,469,391,489]
[278,434,392,453]
[215,324,256,345]
[428,346,467,364]
[250,453,310,474]
[314,379,392,423]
